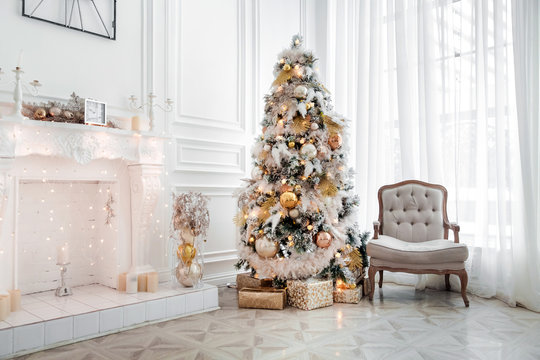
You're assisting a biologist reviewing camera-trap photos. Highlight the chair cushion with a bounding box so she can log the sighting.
[381,183,445,242]
[367,235,469,265]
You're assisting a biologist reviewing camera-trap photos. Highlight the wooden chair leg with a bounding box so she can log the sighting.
[378,270,384,288]
[368,266,377,301]
[445,274,451,291]
[458,270,469,307]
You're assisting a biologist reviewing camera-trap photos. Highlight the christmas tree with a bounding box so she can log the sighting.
[235,35,368,287]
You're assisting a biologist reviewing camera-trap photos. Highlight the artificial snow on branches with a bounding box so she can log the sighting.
[234,35,367,282]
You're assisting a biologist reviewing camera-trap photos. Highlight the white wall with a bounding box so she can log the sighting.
[0,0,329,286]
[0,0,144,117]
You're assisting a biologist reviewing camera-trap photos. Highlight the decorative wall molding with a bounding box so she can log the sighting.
[174,138,245,174]
[203,249,239,264]
[174,0,246,132]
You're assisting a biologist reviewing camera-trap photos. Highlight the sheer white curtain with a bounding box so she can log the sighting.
[320,0,540,310]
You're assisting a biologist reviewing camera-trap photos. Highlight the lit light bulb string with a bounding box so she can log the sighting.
[235,36,368,281]
[14,174,166,271]
[0,127,169,275]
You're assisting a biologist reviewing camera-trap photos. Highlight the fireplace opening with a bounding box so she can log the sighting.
[17,180,118,294]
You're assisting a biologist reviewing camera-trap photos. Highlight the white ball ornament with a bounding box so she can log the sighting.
[263,144,271,152]
[311,123,319,130]
[175,262,202,287]
[251,167,263,180]
[289,208,300,219]
[255,237,279,258]
[300,143,317,160]
[294,85,308,99]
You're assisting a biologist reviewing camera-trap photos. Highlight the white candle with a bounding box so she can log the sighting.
[57,244,69,264]
[17,50,23,68]
[126,269,138,294]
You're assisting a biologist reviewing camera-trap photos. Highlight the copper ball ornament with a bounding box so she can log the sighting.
[280,183,293,193]
[328,134,343,150]
[300,143,317,160]
[34,108,47,119]
[315,231,332,248]
[280,191,298,209]
[255,237,279,258]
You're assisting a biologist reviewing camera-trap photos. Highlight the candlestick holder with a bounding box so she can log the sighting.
[128,92,173,132]
[55,262,73,297]
[0,66,42,120]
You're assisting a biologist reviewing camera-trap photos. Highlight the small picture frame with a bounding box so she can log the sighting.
[84,99,107,126]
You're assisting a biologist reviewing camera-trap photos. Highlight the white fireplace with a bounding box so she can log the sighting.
[0,118,167,295]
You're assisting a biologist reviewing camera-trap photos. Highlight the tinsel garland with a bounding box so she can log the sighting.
[172,192,210,238]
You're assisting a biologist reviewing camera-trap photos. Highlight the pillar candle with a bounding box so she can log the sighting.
[57,244,69,264]
[146,272,159,293]
[137,273,147,292]
[126,270,138,294]
[8,289,21,312]
[131,116,141,131]
[117,273,127,292]
[0,295,10,321]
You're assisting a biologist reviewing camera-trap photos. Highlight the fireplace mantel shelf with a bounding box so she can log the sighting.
[0,117,169,165]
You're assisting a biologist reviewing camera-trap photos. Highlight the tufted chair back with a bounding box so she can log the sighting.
[378,181,449,243]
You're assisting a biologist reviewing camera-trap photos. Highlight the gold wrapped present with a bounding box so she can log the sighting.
[287,278,333,310]
[238,287,287,310]
[236,273,273,290]
[333,287,361,304]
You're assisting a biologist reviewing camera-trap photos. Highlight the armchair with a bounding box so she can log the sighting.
[367,180,469,306]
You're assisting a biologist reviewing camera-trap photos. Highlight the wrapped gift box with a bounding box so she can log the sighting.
[238,287,287,310]
[236,273,273,290]
[361,276,370,297]
[287,278,333,310]
[333,287,361,304]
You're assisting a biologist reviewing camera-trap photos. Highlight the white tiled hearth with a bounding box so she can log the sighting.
[0,283,219,358]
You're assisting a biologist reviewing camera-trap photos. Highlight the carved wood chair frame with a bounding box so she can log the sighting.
[368,180,469,307]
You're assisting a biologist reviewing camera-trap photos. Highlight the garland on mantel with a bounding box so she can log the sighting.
[21,92,117,128]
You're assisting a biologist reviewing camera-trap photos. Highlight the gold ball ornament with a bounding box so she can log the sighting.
[288,141,295,148]
[280,191,298,209]
[300,143,317,160]
[255,237,279,258]
[283,64,291,71]
[34,108,47,119]
[328,134,343,150]
[177,243,197,266]
[175,262,202,287]
[315,231,333,248]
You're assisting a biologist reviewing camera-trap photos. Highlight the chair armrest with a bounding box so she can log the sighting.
[450,222,460,243]
[373,221,380,239]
